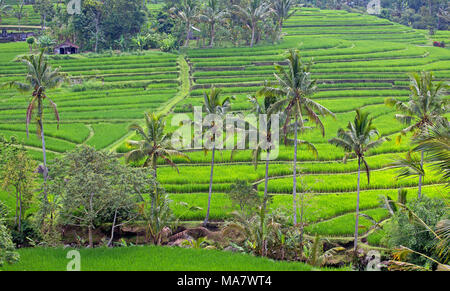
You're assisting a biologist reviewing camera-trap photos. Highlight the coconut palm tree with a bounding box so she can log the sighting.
[390,151,425,184]
[271,0,296,37]
[248,94,317,215]
[413,120,450,187]
[171,0,198,47]
[233,0,273,47]
[0,0,12,25]
[3,50,66,188]
[385,71,448,198]
[125,112,189,179]
[198,0,228,47]
[202,87,232,226]
[259,49,334,225]
[13,0,27,32]
[248,95,277,211]
[329,109,388,252]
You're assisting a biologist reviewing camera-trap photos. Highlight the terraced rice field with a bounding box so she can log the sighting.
[0,8,449,247]
[0,42,181,160]
[0,3,41,27]
[167,8,450,244]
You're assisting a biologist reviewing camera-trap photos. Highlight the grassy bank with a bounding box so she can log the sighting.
[0,246,342,271]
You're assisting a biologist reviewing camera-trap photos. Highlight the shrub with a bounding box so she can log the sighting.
[227,180,261,214]
[0,202,19,267]
[385,196,448,267]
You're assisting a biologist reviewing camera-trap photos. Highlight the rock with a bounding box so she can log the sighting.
[168,236,193,247]
[224,246,240,253]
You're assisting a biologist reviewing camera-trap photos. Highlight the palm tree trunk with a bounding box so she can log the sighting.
[94,16,100,53]
[210,22,215,47]
[152,158,157,179]
[278,18,283,39]
[38,101,49,196]
[185,22,191,47]
[250,23,255,48]
[293,116,298,225]
[204,143,215,226]
[263,150,270,211]
[418,150,424,199]
[354,157,361,252]
[151,158,157,210]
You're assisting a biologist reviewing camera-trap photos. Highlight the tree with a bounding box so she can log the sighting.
[13,0,27,32]
[4,51,66,195]
[51,146,153,248]
[26,37,35,54]
[0,201,19,267]
[390,151,426,185]
[386,196,447,268]
[259,49,334,225]
[227,180,261,214]
[171,0,198,47]
[248,94,279,211]
[1,147,37,233]
[413,120,450,187]
[0,0,12,26]
[84,0,104,53]
[385,71,448,198]
[125,112,189,179]
[72,0,146,52]
[202,87,232,226]
[271,0,295,39]
[143,184,174,245]
[233,0,273,47]
[198,0,228,47]
[33,0,55,31]
[329,109,388,252]
[37,35,56,53]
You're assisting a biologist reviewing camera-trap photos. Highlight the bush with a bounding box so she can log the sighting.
[0,202,19,267]
[227,180,261,214]
[9,220,41,248]
[160,34,177,52]
[385,196,448,267]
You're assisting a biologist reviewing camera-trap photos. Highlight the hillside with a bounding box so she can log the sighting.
[0,7,449,247]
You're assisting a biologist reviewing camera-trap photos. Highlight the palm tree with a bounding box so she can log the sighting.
[171,0,198,47]
[413,120,450,187]
[390,151,425,184]
[233,0,273,47]
[37,35,56,54]
[248,94,317,216]
[4,50,66,188]
[198,0,228,47]
[248,95,277,211]
[125,112,189,179]
[259,49,334,225]
[329,109,387,252]
[13,0,27,32]
[202,87,232,226]
[385,71,448,198]
[0,0,12,25]
[271,0,295,37]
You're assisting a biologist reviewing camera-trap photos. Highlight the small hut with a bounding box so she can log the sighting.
[54,40,79,55]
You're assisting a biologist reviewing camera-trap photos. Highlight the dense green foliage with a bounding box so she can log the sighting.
[385,196,448,267]
[0,3,448,270]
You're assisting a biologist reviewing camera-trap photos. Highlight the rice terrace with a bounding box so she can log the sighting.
[0,0,449,274]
